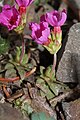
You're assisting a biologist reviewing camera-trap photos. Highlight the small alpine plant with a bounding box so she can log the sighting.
[29,9,67,74]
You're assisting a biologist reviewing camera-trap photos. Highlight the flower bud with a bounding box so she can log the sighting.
[43,27,62,54]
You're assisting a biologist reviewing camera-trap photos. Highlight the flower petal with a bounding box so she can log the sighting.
[0,13,10,26]
[46,13,55,26]
[58,9,67,26]
[2,5,12,19]
[15,0,34,7]
[29,22,50,44]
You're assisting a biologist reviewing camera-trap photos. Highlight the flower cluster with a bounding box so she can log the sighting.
[0,0,33,31]
[29,9,67,54]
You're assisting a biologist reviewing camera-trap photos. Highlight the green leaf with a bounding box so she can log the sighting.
[15,98,21,107]
[0,36,9,55]
[44,66,56,81]
[5,69,16,78]
[41,87,55,99]
[48,81,60,96]
[31,112,55,120]
[24,63,33,71]
[15,46,28,65]
[5,63,17,78]
[34,0,40,6]
[5,63,14,70]
[15,46,21,62]
[16,66,26,80]
[22,102,33,115]
[21,54,28,65]
[36,78,55,99]
[40,66,45,75]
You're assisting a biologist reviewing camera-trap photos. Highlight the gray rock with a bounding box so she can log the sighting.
[56,23,80,85]
[0,103,29,120]
[62,98,80,120]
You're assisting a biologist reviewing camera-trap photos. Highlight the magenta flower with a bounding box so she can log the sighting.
[29,22,50,44]
[15,0,34,7]
[0,5,21,30]
[40,9,67,27]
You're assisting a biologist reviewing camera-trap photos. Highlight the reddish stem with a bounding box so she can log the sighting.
[3,85,10,98]
[0,67,36,82]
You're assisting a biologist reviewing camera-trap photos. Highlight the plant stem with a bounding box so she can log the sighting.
[52,53,57,75]
[51,53,57,77]
[19,34,25,63]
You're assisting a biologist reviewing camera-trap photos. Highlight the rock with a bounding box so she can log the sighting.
[62,98,80,120]
[56,23,80,85]
[0,103,29,120]
[24,4,36,35]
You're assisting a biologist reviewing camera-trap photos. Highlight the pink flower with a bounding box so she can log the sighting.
[40,9,67,27]
[15,0,34,7]
[29,22,50,44]
[0,5,21,30]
